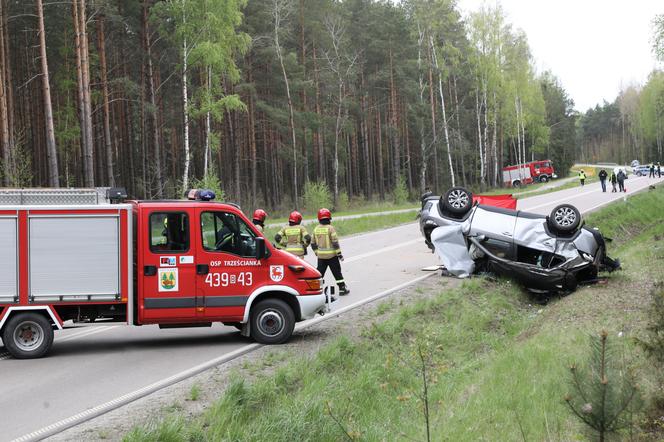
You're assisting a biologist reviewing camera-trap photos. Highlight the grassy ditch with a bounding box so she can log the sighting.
[263,210,418,243]
[125,187,664,441]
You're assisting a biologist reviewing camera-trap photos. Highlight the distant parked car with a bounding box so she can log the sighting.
[631,160,640,168]
[633,165,650,176]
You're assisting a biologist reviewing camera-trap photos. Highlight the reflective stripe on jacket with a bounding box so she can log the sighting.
[275,225,310,256]
[311,224,341,259]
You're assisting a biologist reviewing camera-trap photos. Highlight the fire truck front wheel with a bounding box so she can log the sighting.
[2,313,54,359]
[250,299,295,345]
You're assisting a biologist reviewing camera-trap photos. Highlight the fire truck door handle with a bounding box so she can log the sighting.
[144,265,157,276]
[196,264,210,275]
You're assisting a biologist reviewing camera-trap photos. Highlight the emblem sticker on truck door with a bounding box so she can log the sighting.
[158,268,179,292]
[270,265,284,282]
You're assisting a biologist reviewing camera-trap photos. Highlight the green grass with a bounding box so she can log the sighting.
[263,210,418,243]
[125,187,664,442]
[265,201,418,226]
[188,384,201,401]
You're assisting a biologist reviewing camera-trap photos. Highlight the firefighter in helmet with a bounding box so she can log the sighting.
[274,211,311,258]
[311,208,350,295]
[252,209,268,232]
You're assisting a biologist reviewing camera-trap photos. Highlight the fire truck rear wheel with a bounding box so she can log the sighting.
[250,299,295,345]
[2,313,54,359]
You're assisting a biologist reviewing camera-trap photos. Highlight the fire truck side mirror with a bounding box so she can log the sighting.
[255,237,267,259]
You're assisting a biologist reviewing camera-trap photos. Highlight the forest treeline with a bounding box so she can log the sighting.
[0,1,661,209]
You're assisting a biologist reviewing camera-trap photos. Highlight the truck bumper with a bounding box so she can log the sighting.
[296,294,328,319]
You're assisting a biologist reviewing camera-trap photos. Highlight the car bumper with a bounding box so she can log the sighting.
[296,293,328,319]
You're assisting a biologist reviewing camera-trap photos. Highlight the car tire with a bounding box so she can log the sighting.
[2,312,54,359]
[548,204,581,233]
[539,175,549,183]
[441,187,473,215]
[250,299,295,345]
[512,180,521,188]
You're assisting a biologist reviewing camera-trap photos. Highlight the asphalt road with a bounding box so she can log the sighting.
[1,174,663,441]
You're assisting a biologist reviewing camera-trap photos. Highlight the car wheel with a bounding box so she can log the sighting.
[548,204,581,233]
[512,180,521,188]
[250,299,295,345]
[539,175,549,183]
[441,187,473,215]
[2,313,54,359]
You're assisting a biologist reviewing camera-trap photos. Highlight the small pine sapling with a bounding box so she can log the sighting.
[565,330,641,442]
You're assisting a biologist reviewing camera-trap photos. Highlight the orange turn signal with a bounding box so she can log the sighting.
[305,279,322,291]
[289,265,306,273]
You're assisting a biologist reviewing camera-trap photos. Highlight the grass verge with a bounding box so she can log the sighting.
[263,210,418,242]
[125,187,664,442]
[266,202,418,226]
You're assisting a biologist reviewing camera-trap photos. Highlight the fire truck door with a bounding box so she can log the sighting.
[195,209,262,321]
[141,211,198,322]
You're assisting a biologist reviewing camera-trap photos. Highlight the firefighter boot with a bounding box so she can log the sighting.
[338,282,350,296]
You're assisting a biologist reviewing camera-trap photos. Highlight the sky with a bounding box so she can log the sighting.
[455,0,664,112]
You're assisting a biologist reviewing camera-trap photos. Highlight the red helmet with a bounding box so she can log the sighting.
[252,209,267,222]
[318,208,331,221]
[288,211,303,224]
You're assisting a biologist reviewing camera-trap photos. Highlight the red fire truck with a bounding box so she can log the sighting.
[502,160,557,188]
[0,188,330,359]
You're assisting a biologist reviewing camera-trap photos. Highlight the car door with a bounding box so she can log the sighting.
[469,206,517,259]
[195,209,262,321]
[140,209,198,323]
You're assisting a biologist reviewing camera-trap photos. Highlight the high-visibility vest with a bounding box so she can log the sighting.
[578,171,586,179]
[312,224,341,259]
[276,225,310,256]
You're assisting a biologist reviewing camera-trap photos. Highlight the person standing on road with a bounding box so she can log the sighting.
[311,208,350,296]
[274,211,311,258]
[578,169,586,186]
[598,169,608,192]
[610,171,618,192]
[617,169,627,192]
[649,163,655,178]
[252,209,267,233]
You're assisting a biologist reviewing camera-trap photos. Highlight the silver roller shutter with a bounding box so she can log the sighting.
[0,218,18,302]
[29,216,120,300]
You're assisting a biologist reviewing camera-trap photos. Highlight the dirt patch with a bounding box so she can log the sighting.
[48,275,457,442]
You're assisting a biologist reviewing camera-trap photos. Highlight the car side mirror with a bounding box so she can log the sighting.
[255,237,267,259]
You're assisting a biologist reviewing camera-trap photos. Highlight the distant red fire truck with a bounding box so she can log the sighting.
[502,160,557,188]
[0,188,330,359]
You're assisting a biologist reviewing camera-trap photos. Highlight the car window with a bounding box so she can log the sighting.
[150,212,190,253]
[200,211,257,257]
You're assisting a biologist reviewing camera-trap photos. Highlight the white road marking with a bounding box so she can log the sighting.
[56,326,119,343]
[522,176,652,212]
[345,238,421,263]
[523,187,603,211]
[12,273,434,442]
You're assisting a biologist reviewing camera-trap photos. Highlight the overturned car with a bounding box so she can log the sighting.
[421,187,620,293]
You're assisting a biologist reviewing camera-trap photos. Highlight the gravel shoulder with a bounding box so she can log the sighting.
[49,274,456,442]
